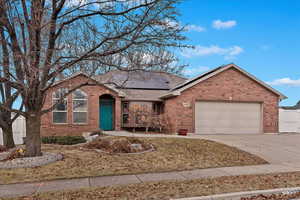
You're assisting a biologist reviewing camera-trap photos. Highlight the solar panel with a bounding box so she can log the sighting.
[108,71,171,89]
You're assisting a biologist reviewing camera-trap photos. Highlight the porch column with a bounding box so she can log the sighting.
[115,98,121,131]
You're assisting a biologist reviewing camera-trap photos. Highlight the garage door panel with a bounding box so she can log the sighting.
[197,128,258,135]
[195,101,262,134]
[197,120,259,129]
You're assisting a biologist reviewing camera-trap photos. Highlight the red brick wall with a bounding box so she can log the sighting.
[164,68,280,134]
[41,75,121,136]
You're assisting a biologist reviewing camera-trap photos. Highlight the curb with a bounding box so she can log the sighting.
[172,187,300,200]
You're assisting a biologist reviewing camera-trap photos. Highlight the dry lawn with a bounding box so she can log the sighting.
[0,137,267,184]
[4,172,300,200]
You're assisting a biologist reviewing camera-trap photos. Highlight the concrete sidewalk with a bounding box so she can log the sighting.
[2,132,300,198]
[104,130,196,138]
[2,163,300,198]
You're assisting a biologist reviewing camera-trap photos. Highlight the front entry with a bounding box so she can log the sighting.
[99,95,114,131]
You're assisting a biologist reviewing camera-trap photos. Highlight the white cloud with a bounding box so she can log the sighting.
[183,66,210,77]
[163,19,181,29]
[224,46,244,60]
[164,20,206,33]
[267,78,300,87]
[185,25,206,32]
[65,0,88,7]
[181,45,244,60]
[212,20,237,29]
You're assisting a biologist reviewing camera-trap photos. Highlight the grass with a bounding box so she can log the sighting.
[0,137,267,184]
[4,172,300,200]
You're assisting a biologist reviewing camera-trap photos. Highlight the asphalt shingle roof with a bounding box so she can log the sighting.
[281,101,300,110]
[95,70,186,90]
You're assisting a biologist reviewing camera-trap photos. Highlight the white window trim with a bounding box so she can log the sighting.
[52,91,68,124]
[72,90,88,124]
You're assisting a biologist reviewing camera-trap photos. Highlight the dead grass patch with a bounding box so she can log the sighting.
[241,192,300,200]
[5,172,300,200]
[0,137,267,184]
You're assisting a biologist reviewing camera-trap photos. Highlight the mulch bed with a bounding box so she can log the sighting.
[0,146,64,169]
[0,152,63,169]
[0,148,26,162]
[84,137,153,154]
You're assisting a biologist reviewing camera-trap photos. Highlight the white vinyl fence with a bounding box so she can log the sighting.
[279,108,300,133]
[0,116,26,145]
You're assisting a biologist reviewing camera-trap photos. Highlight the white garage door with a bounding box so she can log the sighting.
[195,101,262,134]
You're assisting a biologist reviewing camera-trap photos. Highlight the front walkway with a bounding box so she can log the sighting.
[1,163,300,198]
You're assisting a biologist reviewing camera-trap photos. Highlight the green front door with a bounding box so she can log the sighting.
[100,99,113,131]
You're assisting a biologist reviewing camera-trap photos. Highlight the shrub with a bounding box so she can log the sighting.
[41,136,57,144]
[42,136,86,145]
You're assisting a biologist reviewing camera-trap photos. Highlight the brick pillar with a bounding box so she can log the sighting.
[115,98,121,131]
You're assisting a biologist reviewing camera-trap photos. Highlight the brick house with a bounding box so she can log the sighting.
[41,64,286,136]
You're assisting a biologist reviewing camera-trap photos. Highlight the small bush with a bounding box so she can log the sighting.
[41,136,57,144]
[42,136,86,145]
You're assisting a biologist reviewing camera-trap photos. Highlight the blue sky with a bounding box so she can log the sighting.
[177,0,300,106]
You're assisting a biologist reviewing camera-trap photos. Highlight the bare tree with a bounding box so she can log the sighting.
[0,0,187,157]
[0,26,23,148]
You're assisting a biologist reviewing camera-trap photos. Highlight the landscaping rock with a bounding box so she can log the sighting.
[82,131,106,142]
[82,132,91,138]
[131,143,143,151]
[0,152,63,169]
[0,152,10,161]
[86,135,99,142]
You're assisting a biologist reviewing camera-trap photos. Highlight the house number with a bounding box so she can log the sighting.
[182,102,191,108]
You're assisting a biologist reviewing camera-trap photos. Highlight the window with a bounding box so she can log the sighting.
[52,88,68,124]
[73,89,88,124]
[153,102,164,115]
[122,101,129,124]
[122,114,129,124]
[122,102,129,113]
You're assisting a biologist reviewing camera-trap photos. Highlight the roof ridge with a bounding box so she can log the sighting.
[162,63,287,100]
[171,64,227,91]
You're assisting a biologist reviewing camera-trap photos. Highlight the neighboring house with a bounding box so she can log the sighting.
[279,101,300,133]
[281,101,300,110]
[0,115,26,145]
[41,63,286,136]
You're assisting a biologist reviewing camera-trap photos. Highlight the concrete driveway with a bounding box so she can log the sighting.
[199,134,300,164]
[106,131,300,165]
